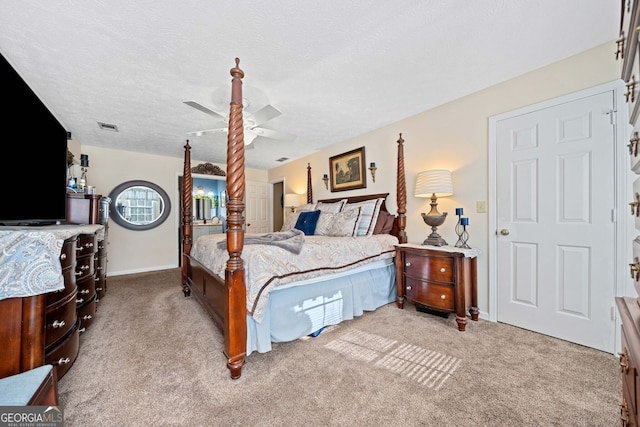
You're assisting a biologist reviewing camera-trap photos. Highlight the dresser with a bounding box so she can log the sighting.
[395,243,479,331]
[617,2,640,426]
[0,225,103,380]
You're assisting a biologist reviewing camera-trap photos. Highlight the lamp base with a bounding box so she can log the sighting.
[422,232,447,247]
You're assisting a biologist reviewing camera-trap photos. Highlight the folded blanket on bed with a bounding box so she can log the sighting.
[216,228,305,254]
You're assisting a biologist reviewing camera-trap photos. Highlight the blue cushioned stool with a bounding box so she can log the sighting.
[0,365,59,406]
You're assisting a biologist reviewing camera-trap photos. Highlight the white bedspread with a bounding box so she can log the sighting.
[191,233,399,322]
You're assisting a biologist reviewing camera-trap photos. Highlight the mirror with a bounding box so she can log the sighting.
[109,180,171,230]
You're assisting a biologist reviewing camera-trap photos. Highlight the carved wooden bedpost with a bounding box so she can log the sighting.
[396,133,407,244]
[182,141,193,296]
[224,58,247,379]
[307,163,313,203]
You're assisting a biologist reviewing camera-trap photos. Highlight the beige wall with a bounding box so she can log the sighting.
[268,41,621,315]
[67,145,267,275]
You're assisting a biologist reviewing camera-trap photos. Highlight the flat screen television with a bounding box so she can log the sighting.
[0,52,68,225]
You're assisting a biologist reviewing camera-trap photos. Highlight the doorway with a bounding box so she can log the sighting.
[488,81,628,353]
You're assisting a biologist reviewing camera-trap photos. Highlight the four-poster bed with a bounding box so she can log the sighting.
[181,58,407,379]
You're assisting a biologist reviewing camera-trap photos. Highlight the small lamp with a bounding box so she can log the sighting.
[415,169,453,246]
[284,193,301,212]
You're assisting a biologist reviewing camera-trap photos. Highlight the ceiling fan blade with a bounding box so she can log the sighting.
[249,104,281,127]
[183,100,227,120]
[186,127,227,136]
[254,127,296,142]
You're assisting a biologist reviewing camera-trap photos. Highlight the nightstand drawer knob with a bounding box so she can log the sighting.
[406,286,412,291]
[440,294,446,300]
[405,262,411,267]
[440,267,446,273]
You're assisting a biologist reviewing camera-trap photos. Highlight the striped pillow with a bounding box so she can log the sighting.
[343,198,384,236]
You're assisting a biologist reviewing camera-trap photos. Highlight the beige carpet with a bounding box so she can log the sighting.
[58,268,621,426]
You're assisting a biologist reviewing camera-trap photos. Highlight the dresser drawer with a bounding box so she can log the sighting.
[77,295,96,333]
[45,319,79,380]
[45,290,78,347]
[75,252,95,281]
[405,278,455,312]
[59,237,77,269]
[404,252,454,283]
[76,273,96,306]
[46,260,77,305]
[76,233,97,259]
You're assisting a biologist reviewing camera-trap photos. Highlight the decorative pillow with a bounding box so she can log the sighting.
[315,207,362,237]
[343,198,384,236]
[294,210,321,235]
[280,203,317,231]
[373,210,395,234]
[316,199,348,214]
[298,203,317,212]
[280,211,301,231]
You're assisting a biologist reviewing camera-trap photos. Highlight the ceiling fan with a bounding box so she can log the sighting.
[184,100,295,149]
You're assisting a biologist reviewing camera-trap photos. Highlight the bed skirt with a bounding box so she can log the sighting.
[246,258,396,355]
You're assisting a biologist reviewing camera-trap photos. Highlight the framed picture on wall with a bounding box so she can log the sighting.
[329,146,367,192]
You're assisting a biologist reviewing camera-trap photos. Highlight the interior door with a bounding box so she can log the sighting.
[246,181,270,233]
[495,90,616,352]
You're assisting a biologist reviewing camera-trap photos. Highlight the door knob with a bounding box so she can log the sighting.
[500,229,510,236]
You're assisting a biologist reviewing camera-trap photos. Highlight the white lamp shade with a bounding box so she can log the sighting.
[284,193,301,208]
[414,169,453,198]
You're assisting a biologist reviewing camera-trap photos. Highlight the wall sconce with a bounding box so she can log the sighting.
[322,174,329,190]
[368,162,377,183]
[415,169,453,246]
[284,193,301,212]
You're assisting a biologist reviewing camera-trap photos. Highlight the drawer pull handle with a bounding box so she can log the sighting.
[52,320,65,328]
[630,257,640,281]
[96,287,103,291]
[440,267,446,273]
[83,315,93,320]
[79,327,86,334]
[75,271,82,276]
[405,262,411,267]
[620,398,629,426]
[406,286,412,291]
[60,253,67,260]
[56,357,71,365]
[619,348,630,374]
[626,75,636,103]
[76,298,84,304]
[440,294,446,300]
[80,289,90,294]
[80,265,90,271]
[628,131,640,157]
[630,192,640,216]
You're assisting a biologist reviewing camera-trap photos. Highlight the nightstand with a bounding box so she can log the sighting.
[395,243,480,331]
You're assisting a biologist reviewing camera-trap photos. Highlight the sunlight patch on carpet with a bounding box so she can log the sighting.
[324,330,460,389]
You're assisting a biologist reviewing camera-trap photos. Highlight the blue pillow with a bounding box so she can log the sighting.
[294,210,321,235]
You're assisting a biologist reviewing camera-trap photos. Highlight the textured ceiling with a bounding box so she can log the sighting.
[0,1,618,170]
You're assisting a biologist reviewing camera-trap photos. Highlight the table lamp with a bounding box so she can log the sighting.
[414,169,453,246]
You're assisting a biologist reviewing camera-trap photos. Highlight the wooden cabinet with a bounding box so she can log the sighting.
[618,3,640,425]
[44,236,80,380]
[616,297,640,427]
[395,243,479,331]
[75,233,98,333]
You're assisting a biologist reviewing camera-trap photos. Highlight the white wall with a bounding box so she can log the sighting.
[268,41,621,315]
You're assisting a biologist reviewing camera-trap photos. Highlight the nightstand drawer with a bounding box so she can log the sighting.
[404,253,454,283]
[405,278,455,311]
